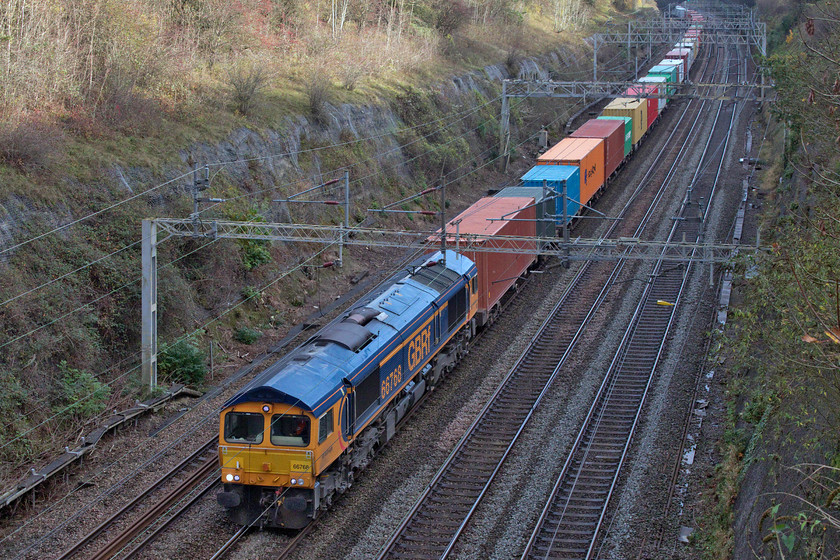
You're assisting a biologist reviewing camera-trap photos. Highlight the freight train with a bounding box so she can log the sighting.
[216,17,704,529]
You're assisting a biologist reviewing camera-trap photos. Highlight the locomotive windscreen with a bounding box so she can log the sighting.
[224,412,264,444]
[270,414,310,446]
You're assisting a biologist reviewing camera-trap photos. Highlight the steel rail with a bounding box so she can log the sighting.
[521,38,743,560]
[643,43,751,556]
[117,473,220,559]
[375,41,725,560]
[274,522,315,560]
[54,440,217,560]
[436,46,728,560]
[208,526,250,560]
[86,458,217,560]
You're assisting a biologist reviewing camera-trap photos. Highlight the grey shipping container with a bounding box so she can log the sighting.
[495,186,555,240]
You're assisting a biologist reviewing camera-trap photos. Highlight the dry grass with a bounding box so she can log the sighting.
[757,0,796,17]
[0,1,567,130]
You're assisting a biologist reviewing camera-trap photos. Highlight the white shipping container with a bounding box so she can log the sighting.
[638,76,669,111]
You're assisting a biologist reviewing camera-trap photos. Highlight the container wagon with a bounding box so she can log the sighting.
[536,137,605,206]
[570,118,625,179]
[602,98,648,146]
[521,165,582,228]
[666,48,692,75]
[677,39,698,57]
[439,197,537,327]
[597,116,632,157]
[685,30,702,45]
[637,77,670,112]
[623,85,659,129]
[659,60,685,83]
[494,186,555,242]
[649,63,681,85]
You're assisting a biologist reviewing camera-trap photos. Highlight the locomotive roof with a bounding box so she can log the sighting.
[223,250,474,417]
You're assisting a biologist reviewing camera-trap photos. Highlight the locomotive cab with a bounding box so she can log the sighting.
[217,401,336,529]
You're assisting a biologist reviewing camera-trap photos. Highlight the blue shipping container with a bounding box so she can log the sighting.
[521,165,581,227]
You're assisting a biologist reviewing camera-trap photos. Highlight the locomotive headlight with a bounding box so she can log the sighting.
[233,475,240,482]
[225,474,234,482]
[290,478,297,485]
[298,479,305,485]
[262,405,270,412]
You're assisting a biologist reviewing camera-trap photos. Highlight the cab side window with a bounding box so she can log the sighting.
[318,409,334,443]
[447,286,468,332]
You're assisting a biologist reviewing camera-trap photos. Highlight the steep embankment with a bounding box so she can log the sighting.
[692,1,840,558]
[0,1,656,486]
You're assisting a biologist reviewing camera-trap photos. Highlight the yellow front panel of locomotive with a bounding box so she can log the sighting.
[220,446,313,486]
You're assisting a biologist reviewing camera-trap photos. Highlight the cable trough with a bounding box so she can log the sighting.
[0,384,199,514]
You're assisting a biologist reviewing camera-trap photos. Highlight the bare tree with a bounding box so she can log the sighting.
[330,0,350,38]
[227,65,269,115]
[553,0,588,31]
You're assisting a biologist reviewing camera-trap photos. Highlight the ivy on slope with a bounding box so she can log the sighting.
[700,2,840,558]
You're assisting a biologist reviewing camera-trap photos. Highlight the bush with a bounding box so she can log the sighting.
[234,327,262,345]
[227,65,269,115]
[59,361,111,417]
[306,72,332,123]
[158,339,206,385]
[0,119,64,172]
[89,70,162,135]
[241,286,261,301]
[431,0,470,54]
[0,373,35,465]
[241,240,271,270]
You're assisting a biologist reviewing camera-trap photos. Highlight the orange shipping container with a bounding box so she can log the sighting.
[536,138,605,206]
[434,197,537,326]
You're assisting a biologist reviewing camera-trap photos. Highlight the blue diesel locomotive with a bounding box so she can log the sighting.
[217,250,477,528]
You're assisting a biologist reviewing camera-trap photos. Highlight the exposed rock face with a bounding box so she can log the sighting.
[0,50,575,258]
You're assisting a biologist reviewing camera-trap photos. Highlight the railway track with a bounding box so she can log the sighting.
[55,439,218,560]
[374,42,729,560]
[644,43,759,559]
[521,41,747,559]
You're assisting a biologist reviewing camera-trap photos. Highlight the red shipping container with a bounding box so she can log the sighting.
[434,197,536,326]
[685,30,702,47]
[623,84,659,129]
[666,48,691,76]
[570,118,624,179]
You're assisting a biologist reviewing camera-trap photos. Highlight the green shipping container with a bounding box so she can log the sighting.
[648,65,678,84]
[597,116,632,157]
